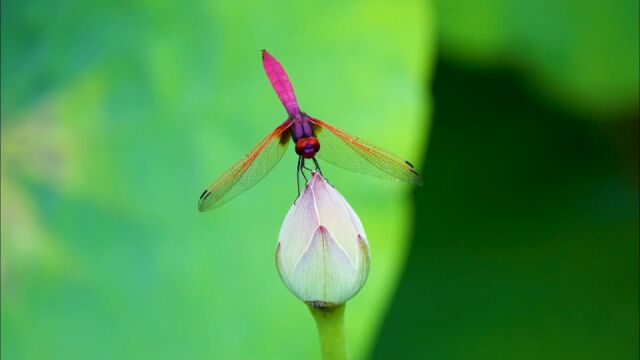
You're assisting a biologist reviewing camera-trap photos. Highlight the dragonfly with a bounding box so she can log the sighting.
[198,50,422,211]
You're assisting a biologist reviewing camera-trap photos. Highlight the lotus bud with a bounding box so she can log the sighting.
[276,172,370,305]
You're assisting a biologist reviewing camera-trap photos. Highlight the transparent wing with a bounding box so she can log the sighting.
[310,118,422,185]
[198,121,292,211]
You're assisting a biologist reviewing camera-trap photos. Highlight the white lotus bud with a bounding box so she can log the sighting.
[276,172,370,305]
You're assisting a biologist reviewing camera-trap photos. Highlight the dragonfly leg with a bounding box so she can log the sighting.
[300,158,309,183]
[302,158,314,172]
[296,156,301,198]
[312,157,330,184]
[312,157,324,177]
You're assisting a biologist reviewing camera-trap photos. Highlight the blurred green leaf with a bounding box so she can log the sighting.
[374,61,639,360]
[435,0,639,118]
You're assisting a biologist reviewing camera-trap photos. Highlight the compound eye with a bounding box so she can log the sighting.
[295,137,320,158]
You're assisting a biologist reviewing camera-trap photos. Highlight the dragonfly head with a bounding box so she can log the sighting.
[295,136,320,158]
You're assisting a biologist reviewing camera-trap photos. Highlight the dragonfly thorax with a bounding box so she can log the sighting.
[290,114,314,139]
[295,136,320,158]
[290,114,319,158]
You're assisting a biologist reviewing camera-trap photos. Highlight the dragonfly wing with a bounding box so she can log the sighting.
[198,121,292,211]
[310,118,422,185]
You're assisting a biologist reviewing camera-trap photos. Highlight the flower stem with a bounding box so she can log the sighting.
[307,301,349,360]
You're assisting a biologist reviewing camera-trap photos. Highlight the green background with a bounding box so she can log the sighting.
[1,0,638,359]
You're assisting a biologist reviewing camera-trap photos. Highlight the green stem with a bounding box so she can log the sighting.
[307,302,349,360]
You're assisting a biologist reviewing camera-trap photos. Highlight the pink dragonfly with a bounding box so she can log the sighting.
[198,50,422,211]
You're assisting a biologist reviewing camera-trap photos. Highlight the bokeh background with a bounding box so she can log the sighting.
[1,0,637,360]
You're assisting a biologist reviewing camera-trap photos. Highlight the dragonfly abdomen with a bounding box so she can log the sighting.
[262,50,300,115]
